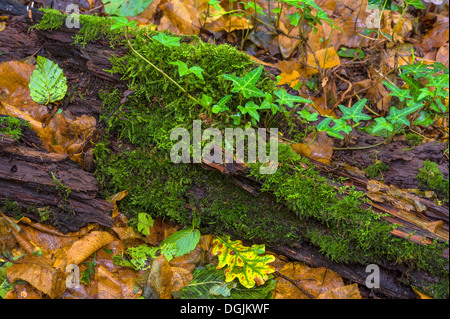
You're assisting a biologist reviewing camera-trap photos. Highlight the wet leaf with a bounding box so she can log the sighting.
[211,236,275,288]
[53,231,114,269]
[6,256,66,299]
[306,47,341,76]
[161,225,201,257]
[222,66,265,98]
[29,56,67,105]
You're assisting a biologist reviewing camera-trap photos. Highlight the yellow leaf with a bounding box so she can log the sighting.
[306,47,340,76]
[211,236,275,288]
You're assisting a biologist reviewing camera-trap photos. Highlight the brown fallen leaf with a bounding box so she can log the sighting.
[107,189,128,219]
[96,265,123,299]
[53,230,114,270]
[147,254,193,299]
[318,283,362,299]
[0,61,49,122]
[6,255,66,299]
[4,282,44,299]
[306,47,341,76]
[291,131,334,165]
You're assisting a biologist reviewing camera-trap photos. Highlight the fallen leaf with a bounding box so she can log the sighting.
[6,255,66,299]
[412,287,433,299]
[96,265,123,299]
[318,283,362,299]
[293,131,334,165]
[53,230,114,269]
[306,47,341,76]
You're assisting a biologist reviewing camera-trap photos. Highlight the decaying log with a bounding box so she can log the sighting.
[0,141,113,233]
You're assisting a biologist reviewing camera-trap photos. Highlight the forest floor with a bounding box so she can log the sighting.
[0,0,448,300]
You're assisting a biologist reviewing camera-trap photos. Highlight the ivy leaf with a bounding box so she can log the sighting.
[383,81,412,102]
[212,95,232,114]
[212,236,275,288]
[371,117,394,134]
[338,98,371,123]
[399,74,421,99]
[316,117,350,139]
[29,56,67,105]
[332,118,353,135]
[0,266,13,298]
[230,113,241,125]
[160,226,201,257]
[414,111,434,126]
[386,103,423,126]
[297,109,318,122]
[274,88,312,108]
[187,66,205,81]
[200,94,213,108]
[152,33,181,48]
[238,101,261,122]
[260,92,280,115]
[222,66,265,98]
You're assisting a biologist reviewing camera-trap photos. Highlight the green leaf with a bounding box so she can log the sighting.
[211,236,275,288]
[152,33,181,48]
[316,117,349,139]
[230,113,241,125]
[386,103,423,126]
[260,92,280,115]
[170,60,204,80]
[200,94,213,108]
[29,56,67,105]
[0,266,13,299]
[137,213,154,236]
[404,0,426,9]
[238,101,261,122]
[274,88,312,108]
[222,66,265,98]
[173,264,276,299]
[102,0,153,17]
[297,109,318,122]
[332,118,353,135]
[399,74,421,99]
[338,98,371,123]
[337,47,365,59]
[383,81,412,102]
[212,95,232,114]
[371,117,394,134]
[161,226,201,257]
[188,66,205,81]
[110,16,138,30]
[414,111,434,126]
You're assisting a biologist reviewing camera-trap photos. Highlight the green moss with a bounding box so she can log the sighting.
[30,8,65,31]
[31,8,122,48]
[364,161,390,179]
[417,160,449,204]
[0,116,30,141]
[1,199,23,220]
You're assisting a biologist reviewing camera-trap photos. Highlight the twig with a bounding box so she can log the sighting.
[274,270,316,299]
